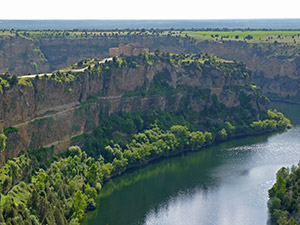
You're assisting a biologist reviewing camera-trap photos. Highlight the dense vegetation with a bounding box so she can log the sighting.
[1,51,247,91]
[0,105,291,225]
[268,163,300,225]
[0,52,292,224]
[0,124,212,225]
[75,107,291,159]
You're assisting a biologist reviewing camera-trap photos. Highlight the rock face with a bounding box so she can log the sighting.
[0,36,50,74]
[0,35,185,75]
[0,56,264,164]
[193,40,300,102]
[1,35,299,102]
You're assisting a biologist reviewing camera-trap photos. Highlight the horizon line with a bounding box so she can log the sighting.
[1,18,300,21]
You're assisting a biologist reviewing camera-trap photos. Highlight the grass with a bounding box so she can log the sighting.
[24,30,300,45]
[169,53,233,65]
[183,30,300,44]
[0,30,16,37]
[2,29,300,43]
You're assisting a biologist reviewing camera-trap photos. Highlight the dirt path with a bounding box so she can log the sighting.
[19,57,113,78]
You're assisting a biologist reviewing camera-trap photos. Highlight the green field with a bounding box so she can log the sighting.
[183,30,300,44]
[2,29,300,45]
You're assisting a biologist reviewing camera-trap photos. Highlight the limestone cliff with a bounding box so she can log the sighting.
[0,36,50,74]
[0,34,184,75]
[0,34,299,102]
[0,54,265,164]
[193,40,300,102]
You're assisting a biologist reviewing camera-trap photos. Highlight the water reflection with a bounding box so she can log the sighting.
[85,102,300,225]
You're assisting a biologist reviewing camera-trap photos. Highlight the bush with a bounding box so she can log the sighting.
[3,127,19,136]
[0,133,7,151]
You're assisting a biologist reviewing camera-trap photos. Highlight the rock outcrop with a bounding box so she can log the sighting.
[1,34,300,102]
[194,40,300,102]
[0,55,265,164]
[0,36,50,74]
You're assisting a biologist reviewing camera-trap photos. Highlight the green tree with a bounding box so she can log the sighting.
[268,197,281,212]
[99,163,112,180]
[216,128,227,141]
[72,191,87,218]
[85,185,97,202]
[8,160,19,184]
[87,163,99,186]
[2,197,18,221]
[190,131,205,150]
[112,158,128,173]
[170,125,190,150]
[204,132,213,144]
[274,176,287,200]
[53,207,67,225]
[224,122,235,136]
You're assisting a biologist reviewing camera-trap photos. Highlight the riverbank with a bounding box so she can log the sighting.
[84,102,300,225]
[84,124,290,219]
[108,126,288,181]
[268,98,300,105]
[0,108,291,224]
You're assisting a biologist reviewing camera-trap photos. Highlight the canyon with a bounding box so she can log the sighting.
[1,33,300,103]
[0,53,265,164]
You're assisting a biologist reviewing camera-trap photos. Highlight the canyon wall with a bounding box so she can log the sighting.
[0,35,185,75]
[0,56,263,164]
[194,40,300,102]
[0,34,299,102]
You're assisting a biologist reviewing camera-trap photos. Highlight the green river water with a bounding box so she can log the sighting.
[84,102,300,225]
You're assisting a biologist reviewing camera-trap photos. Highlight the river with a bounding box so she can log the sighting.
[84,102,300,225]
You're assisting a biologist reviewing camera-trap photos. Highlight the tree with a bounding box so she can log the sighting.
[68,146,82,157]
[112,158,128,173]
[170,125,190,150]
[8,75,18,86]
[204,132,213,144]
[28,189,39,211]
[99,163,112,180]
[154,48,160,56]
[276,167,289,180]
[245,35,253,40]
[190,131,205,150]
[87,163,99,186]
[72,191,87,218]
[85,185,97,202]
[224,122,235,136]
[2,197,17,221]
[268,197,281,212]
[217,128,227,141]
[53,207,67,225]
[8,160,19,184]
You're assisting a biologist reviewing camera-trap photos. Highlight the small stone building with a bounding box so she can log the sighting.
[109,43,148,57]
[109,48,121,57]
